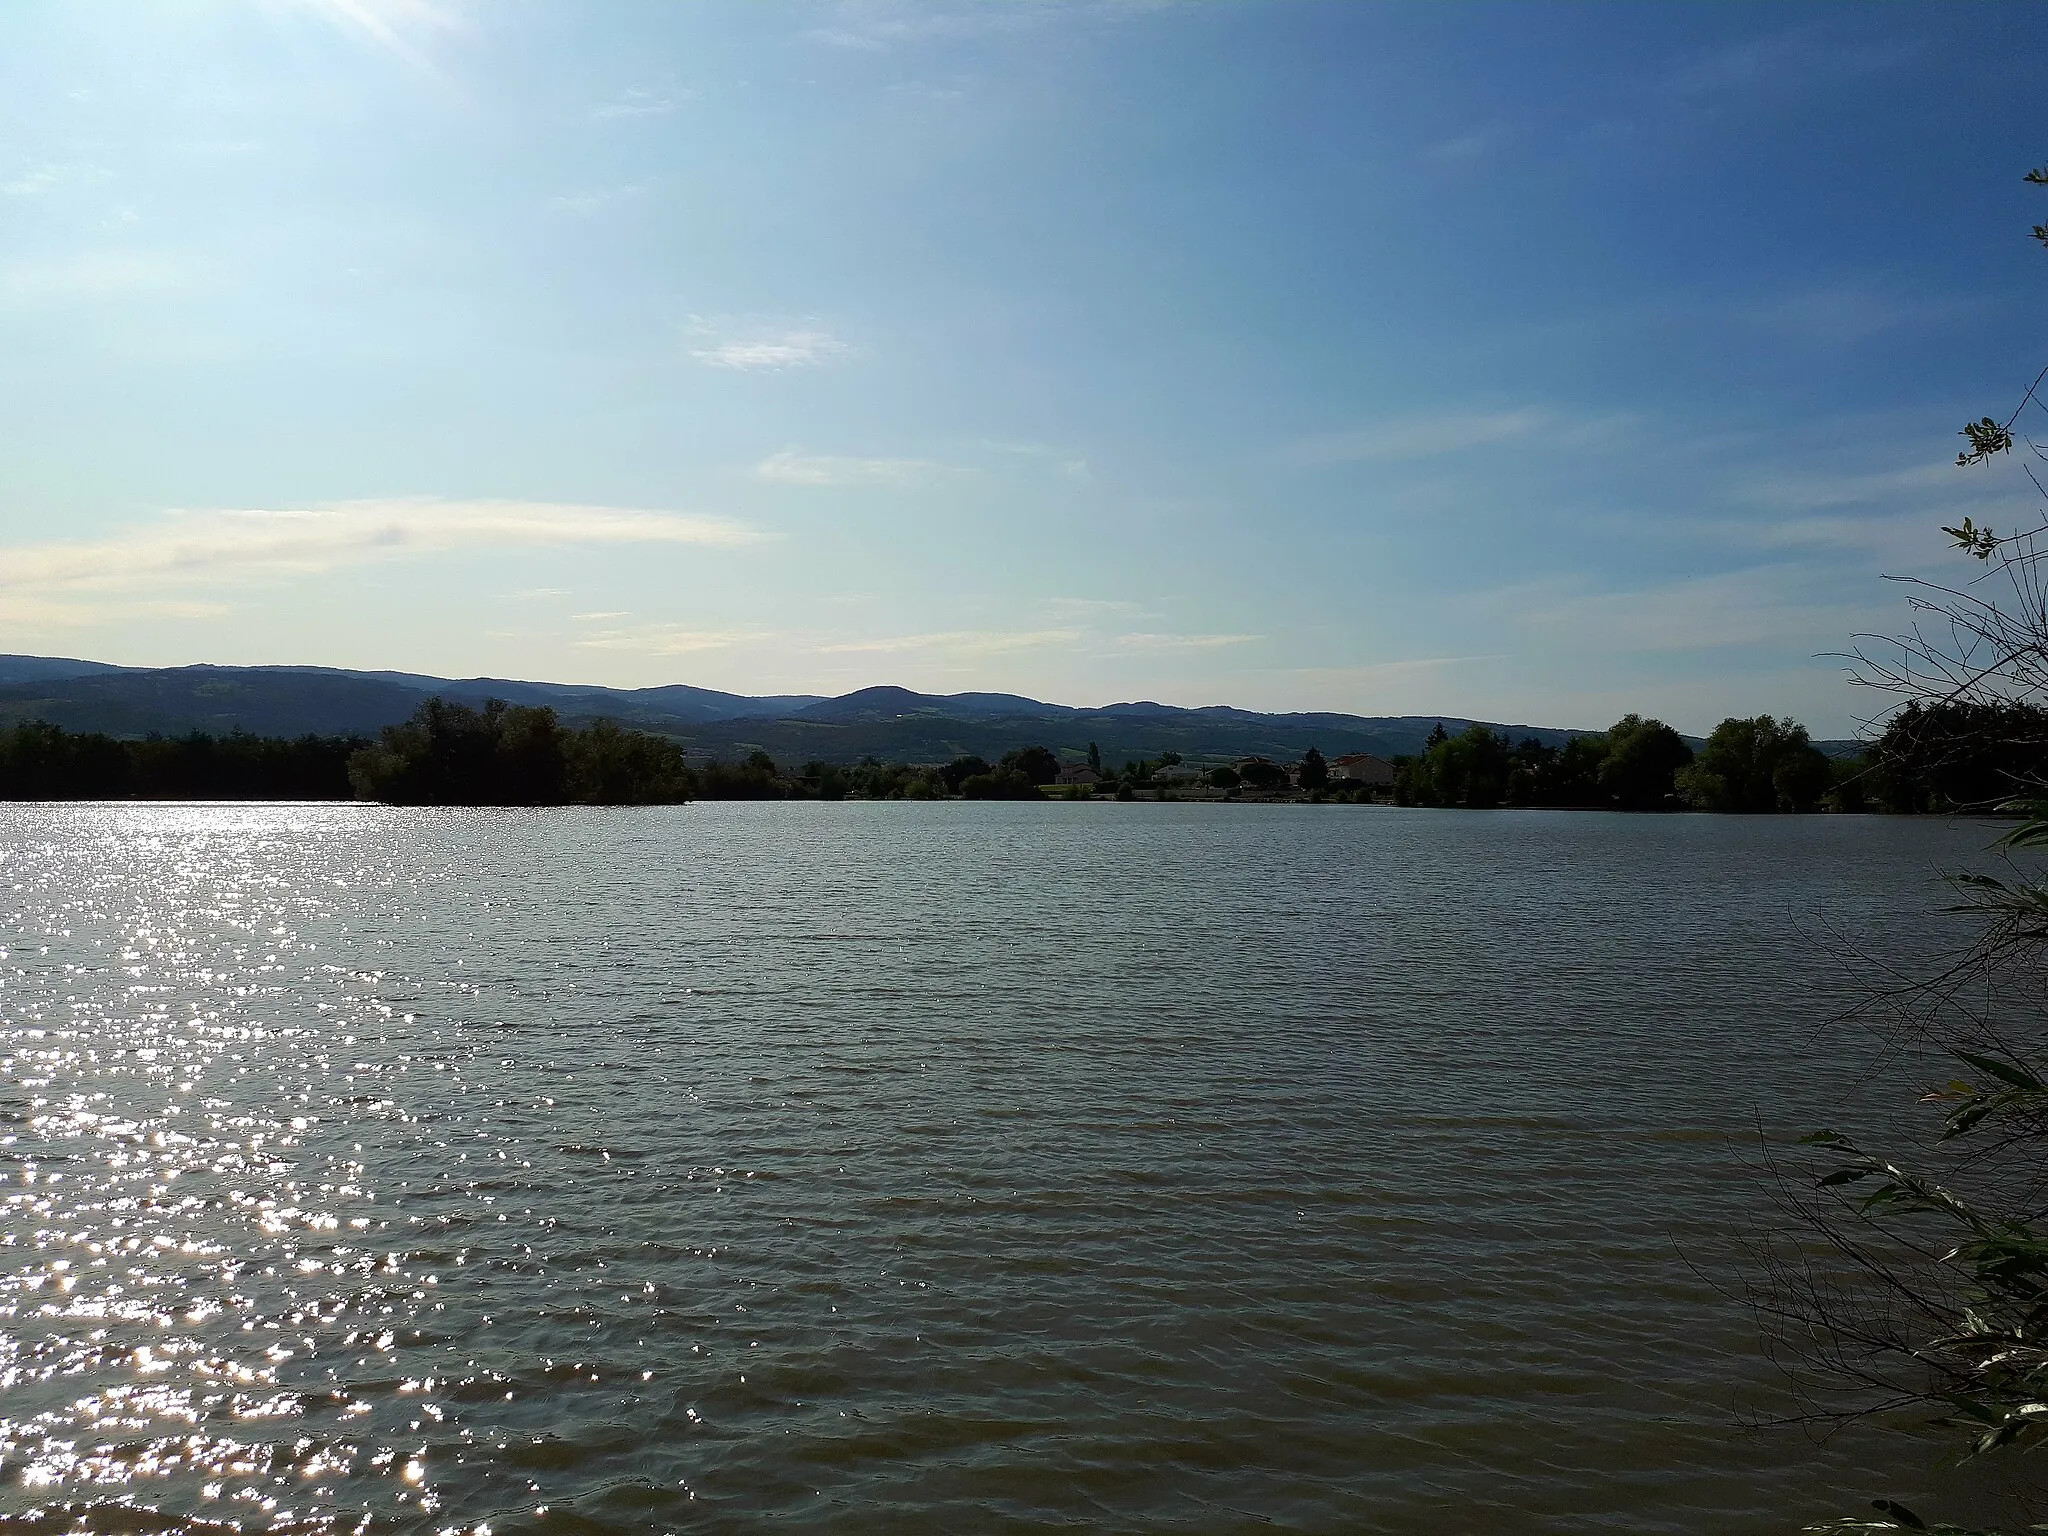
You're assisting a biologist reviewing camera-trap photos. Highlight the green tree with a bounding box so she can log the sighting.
[564,719,690,803]
[999,745,1060,785]
[1395,718,1686,811]
[349,699,693,804]
[1552,734,1612,806]
[126,730,361,799]
[696,749,784,799]
[1298,747,1329,790]
[1675,716,1829,812]
[850,756,922,799]
[349,697,569,805]
[941,755,990,793]
[0,719,132,798]
[1087,740,1103,774]
[1400,724,1512,808]
[496,703,572,804]
[800,759,850,800]
[1504,736,1558,806]
[960,768,1043,800]
[1237,758,1288,790]
[900,766,946,799]
[1823,752,1872,814]
[1599,714,1694,811]
[1859,701,2048,813]
[1501,732,1611,808]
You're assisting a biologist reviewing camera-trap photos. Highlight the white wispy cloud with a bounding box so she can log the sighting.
[1508,566,1879,655]
[754,449,948,486]
[594,86,690,119]
[815,628,1082,656]
[1425,126,1508,164]
[802,3,1053,51]
[1650,456,2033,566]
[1,164,92,196]
[0,499,759,608]
[982,439,1091,477]
[0,595,231,629]
[1273,654,1509,684]
[1045,596,1148,619]
[1113,631,1262,651]
[1739,282,1976,347]
[1666,492,2035,576]
[691,331,849,370]
[574,624,756,655]
[1665,24,1917,100]
[1730,461,1958,514]
[1285,407,1552,466]
[550,184,648,215]
[0,251,189,304]
[887,80,971,103]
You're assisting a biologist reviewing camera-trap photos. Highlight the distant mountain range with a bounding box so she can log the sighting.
[0,654,1854,764]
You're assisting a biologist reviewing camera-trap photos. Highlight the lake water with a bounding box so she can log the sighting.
[0,803,2015,1534]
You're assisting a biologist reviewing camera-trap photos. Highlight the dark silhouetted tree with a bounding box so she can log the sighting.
[1237,758,1287,790]
[349,699,690,804]
[959,768,1043,800]
[941,755,990,793]
[1598,714,1694,811]
[999,745,1060,785]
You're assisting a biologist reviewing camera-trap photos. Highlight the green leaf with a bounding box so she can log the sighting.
[1944,1397,2004,1426]
[1957,424,2015,470]
[1949,873,2012,891]
[1940,1099,1994,1140]
[1954,1051,2047,1094]
[1995,805,2048,849]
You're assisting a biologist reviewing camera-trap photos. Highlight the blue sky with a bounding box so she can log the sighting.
[0,1,2041,733]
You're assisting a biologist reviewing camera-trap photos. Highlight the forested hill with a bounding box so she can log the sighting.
[674,700,1549,768]
[0,653,1752,765]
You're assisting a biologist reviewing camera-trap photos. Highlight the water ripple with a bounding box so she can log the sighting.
[0,803,2011,1532]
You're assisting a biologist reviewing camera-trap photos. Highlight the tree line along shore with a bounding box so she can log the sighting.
[0,694,2028,814]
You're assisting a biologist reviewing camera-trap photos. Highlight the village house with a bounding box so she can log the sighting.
[1055,763,1100,787]
[1328,753,1396,787]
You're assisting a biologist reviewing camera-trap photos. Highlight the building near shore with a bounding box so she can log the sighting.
[1328,753,1396,787]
